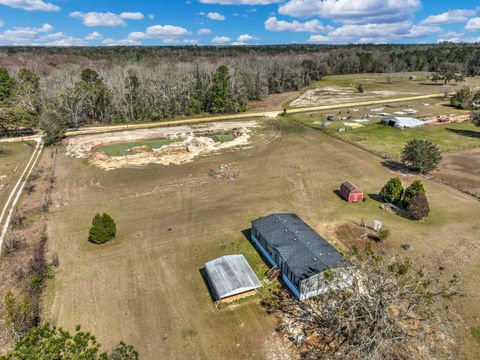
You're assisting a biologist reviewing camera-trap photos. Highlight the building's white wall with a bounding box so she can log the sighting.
[300,268,353,300]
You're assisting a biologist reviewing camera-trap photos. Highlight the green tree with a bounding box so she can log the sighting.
[407,192,430,220]
[450,87,473,110]
[88,213,117,244]
[0,323,138,360]
[77,68,112,123]
[124,72,142,123]
[0,67,15,104]
[432,63,464,84]
[40,109,66,146]
[379,177,404,204]
[471,110,480,127]
[403,180,425,207]
[402,139,442,174]
[206,65,236,114]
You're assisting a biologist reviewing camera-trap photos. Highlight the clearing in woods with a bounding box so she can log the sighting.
[42,117,480,360]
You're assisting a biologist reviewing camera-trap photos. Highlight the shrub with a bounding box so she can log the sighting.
[401,139,442,174]
[380,177,404,203]
[88,213,116,244]
[471,110,480,127]
[2,290,36,338]
[407,192,430,220]
[0,323,138,359]
[377,227,390,242]
[403,180,425,207]
[357,84,364,93]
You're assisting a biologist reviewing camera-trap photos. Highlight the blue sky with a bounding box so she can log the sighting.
[0,0,479,46]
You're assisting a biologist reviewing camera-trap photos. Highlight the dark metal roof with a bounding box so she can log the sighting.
[341,182,361,193]
[205,255,262,300]
[252,213,349,281]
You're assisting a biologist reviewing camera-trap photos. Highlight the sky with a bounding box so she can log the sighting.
[0,0,479,46]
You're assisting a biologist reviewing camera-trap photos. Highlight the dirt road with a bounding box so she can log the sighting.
[0,139,44,251]
[62,93,445,137]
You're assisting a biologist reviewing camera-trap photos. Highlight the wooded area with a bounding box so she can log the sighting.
[0,44,479,133]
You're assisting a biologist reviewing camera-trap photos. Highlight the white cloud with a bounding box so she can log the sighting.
[147,14,155,20]
[279,0,421,24]
[163,38,199,45]
[45,36,86,46]
[207,12,226,21]
[421,9,478,25]
[119,12,144,20]
[466,17,480,31]
[265,16,326,33]
[237,33,255,42]
[306,21,442,44]
[0,0,60,12]
[437,31,464,43]
[128,24,192,41]
[212,36,231,43]
[199,0,281,4]
[0,19,4,27]
[85,31,103,40]
[307,34,330,43]
[102,38,141,46]
[69,11,144,27]
[198,28,212,35]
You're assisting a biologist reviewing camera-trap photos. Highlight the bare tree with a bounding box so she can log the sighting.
[269,253,459,360]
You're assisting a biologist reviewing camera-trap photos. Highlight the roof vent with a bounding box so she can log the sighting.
[307,241,310,245]
[284,229,288,232]
[293,237,297,241]
[314,258,317,261]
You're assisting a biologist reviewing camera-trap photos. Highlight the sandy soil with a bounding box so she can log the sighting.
[290,86,422,108]
[66,120,258,170]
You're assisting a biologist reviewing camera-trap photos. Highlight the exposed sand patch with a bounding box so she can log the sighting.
[66,120,258,170]
[290,86,420,108]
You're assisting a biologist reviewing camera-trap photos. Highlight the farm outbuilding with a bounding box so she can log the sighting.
[251,213,352,300]
[339,182,364,203]
[381,116,424,129]
[204,254,262,304]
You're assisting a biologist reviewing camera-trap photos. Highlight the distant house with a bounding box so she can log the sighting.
[251,213,352,300]
[409,76,417,80]
[204,254,262,304]
[339,182,363,203]
[381,116,424,129]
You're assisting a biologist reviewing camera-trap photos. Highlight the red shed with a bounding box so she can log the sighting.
[339,182,363,203]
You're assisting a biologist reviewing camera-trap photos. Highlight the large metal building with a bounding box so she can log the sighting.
[204,254,262,304]
[251,213,352,300]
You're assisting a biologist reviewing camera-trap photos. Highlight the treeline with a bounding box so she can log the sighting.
[0,43,479,132]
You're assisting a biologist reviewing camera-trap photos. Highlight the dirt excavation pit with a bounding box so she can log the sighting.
[65,120,258,170]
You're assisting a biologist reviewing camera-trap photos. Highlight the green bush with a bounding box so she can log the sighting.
[88,213,116,244]
[2,290,36,338]
[379,177,404,204]
[472,110,480,127]
[403,180,425,207]
[377,227,390,242]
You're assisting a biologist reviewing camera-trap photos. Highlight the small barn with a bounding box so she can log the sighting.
[339,182,363,203]
[204,254,262,304]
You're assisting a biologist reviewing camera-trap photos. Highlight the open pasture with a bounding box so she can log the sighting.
[43,118,480,359]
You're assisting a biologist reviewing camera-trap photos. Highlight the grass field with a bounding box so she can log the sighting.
[41,117,480,360]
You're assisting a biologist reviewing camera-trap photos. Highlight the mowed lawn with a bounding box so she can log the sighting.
[327,121,480,159]
[43,118,480,360]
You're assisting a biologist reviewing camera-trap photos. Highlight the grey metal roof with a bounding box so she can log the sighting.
[252,214,350,281]
[205,254,262,300]
[382,116,424,128]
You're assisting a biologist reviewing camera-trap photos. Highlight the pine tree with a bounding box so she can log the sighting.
[402,139,442,174]
[88,213,116,244]
[206,65,236,114]
[407,192,430,220]
[403,180,425,207]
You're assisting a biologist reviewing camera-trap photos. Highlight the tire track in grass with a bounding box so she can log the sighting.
[0,139,44,252]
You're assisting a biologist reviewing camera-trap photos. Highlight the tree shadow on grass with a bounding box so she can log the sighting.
[381,160,411,174]
[368,193,383,203]
[446,128,480,139]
